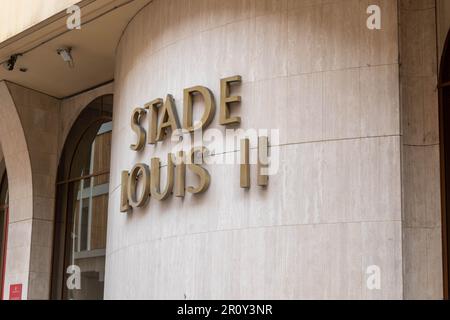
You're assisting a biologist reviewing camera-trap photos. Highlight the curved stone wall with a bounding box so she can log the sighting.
[107,0,402,299]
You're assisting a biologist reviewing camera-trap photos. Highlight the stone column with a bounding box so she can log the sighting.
[0,81,60,299]
[399,0,443,299]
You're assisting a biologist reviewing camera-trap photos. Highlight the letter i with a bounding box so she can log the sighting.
[120,171,131,212]
[240,138,250,188]
[257,136,269,187]
[175,151,186,197]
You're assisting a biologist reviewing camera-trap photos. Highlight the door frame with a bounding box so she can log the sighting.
[0,206,8,300]
[438,29,450,300]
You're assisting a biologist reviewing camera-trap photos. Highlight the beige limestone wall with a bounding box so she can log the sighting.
[106,0,402,299]
[0,82,59,299]
[0,0,80,43]
[0,82,60,300]
[7,82,61,300]
[399,0,443,299]
[0,81,34,300]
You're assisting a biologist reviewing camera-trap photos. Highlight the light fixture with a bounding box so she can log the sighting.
[2,53,22,71]
[57,47,74,68]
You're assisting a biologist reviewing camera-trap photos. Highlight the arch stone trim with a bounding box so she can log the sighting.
[0,81,34,300]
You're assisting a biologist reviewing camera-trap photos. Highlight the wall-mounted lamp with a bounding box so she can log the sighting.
[2,53,22,71]
[57,47,74,68]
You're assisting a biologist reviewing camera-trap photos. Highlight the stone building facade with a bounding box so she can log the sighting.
[0,0,448,300]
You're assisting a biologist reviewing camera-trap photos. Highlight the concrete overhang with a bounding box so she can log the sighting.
[0,0,152,98]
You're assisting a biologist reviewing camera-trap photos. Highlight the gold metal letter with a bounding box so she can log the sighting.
[183,86,215,132]
[257,136,269,187]
[240,138,250,188]
[145,98,163,144]
[156,94,181,142]
[187,147,210,194]
[220,75,242,126]
[127,164,150,208]
[175,151,186,198]
[130,107,147,151]
[150,154,175,200]
[120,171,131,212]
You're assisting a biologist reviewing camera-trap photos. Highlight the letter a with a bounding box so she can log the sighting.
[366,5,381,30]
[67,5,81,30]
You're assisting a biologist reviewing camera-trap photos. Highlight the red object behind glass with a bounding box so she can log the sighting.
[9,283,22,300]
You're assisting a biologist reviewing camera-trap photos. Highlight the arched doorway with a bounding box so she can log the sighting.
[51,95,113,300]
[0,172,8,300]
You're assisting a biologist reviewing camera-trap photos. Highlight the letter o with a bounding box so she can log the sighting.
[127,163,150,207]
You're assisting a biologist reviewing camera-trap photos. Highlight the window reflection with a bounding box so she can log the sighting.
[52,95,112,300]
[65,124,110,300]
